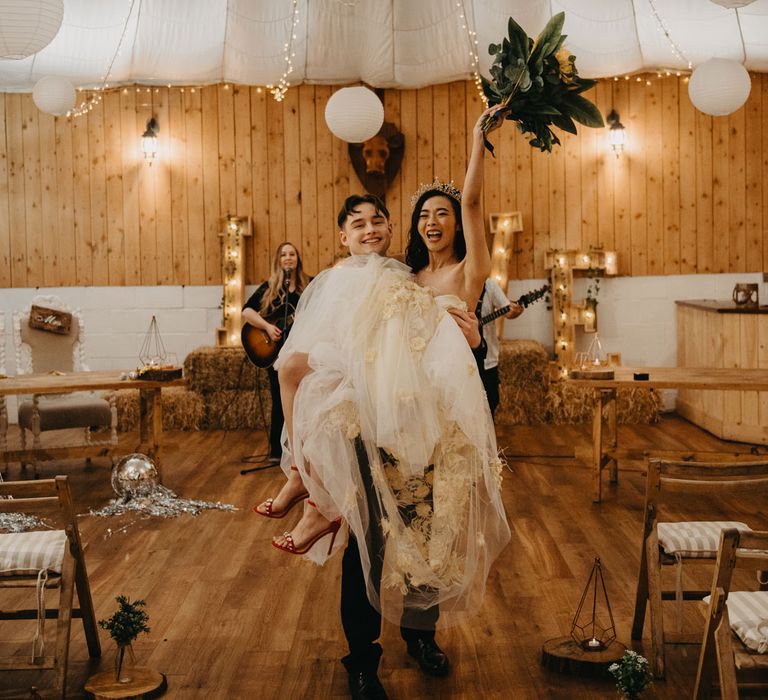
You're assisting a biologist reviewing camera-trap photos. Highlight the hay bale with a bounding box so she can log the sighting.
[617,387,661,424]
[205,389,271,431]
[543,382,661,425]
[106,387,205,431]
[495,340,550,425]
[543,381,594,424]
[493,339,660,425]
[184,346,269,392]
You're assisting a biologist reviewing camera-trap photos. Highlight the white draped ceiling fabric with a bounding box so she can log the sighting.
[1,0,767,92]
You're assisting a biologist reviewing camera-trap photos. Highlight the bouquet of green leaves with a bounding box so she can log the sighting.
[481,12,603,154]
[98,595,151,647]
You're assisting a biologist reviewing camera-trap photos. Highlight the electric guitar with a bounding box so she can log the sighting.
[241,304,297,369]
[480,284,550,326]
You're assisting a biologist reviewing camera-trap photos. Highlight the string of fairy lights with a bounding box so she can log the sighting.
[268,0,300,103]
[457,0,488,106]
[68,0,136,118]
[606,0,692,85]
[611,71,689,86]
[648,0,692,70]
[63,70,693,123]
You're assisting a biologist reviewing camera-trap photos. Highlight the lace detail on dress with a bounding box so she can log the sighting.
[275,254,510,627]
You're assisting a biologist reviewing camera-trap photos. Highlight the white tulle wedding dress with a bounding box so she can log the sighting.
[275,254,510,627]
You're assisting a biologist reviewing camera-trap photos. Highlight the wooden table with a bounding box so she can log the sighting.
[0,370,185,480]
[569,367,768,503]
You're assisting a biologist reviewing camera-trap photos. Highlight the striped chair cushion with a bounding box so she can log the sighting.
[0,530,66,576]
[703,591,768,653]
[657,521,751,559]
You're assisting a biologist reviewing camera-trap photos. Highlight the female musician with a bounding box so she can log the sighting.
[242,242,311,466]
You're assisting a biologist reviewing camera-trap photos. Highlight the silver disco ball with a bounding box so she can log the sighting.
[111,453,159,498]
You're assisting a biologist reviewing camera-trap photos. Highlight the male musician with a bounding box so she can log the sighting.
[478,278,523,417]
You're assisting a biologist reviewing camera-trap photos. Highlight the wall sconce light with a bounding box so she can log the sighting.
[606,109,626,156]
[141,117,159,164]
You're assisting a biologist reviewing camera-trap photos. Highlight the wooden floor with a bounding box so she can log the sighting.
[2,415,768,699]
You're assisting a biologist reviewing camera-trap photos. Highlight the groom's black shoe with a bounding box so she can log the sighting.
[347,669,389,700]
[406,637,451,677]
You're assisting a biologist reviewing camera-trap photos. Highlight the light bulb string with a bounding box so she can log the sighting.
[648,0,692,70]
[270,0,300,102]
[69,0,138,117]
[457,0,487,106]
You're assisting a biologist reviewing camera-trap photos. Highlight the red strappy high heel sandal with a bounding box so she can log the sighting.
[271,500,342,556]
[253,465,309,519]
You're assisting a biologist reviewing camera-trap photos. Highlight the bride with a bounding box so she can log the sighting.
[258,107,509,625]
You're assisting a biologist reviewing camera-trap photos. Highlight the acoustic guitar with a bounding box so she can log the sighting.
[480,284,550,326]
[241,304,296,369]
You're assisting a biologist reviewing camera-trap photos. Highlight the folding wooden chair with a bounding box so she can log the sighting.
[694,528,768,699]
[631,457,768,679]
[0,476,101,698]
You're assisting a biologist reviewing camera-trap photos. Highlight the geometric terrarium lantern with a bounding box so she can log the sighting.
[542,556,626,676]
[585,333,607,369]
[571,557,617,651]
[134,316,181,380]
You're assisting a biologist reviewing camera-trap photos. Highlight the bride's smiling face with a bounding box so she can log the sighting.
[417,195,458,254]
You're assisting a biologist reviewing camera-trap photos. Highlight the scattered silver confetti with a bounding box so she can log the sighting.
[0,473,50,532]
[90,484,237,520]
[0,512,49,533]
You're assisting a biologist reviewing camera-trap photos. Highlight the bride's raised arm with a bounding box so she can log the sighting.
[461,107,502,307]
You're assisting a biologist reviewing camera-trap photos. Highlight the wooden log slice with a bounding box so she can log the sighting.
[85,667,167,699]
[541,636,627,677]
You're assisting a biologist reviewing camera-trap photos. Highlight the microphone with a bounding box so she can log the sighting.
[283,266,292,288]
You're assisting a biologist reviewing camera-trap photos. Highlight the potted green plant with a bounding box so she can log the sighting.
[608,650,653,700]
[98,595,151,683]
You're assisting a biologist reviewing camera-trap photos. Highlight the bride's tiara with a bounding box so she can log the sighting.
[409,178,462,209]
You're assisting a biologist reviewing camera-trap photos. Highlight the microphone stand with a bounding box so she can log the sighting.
[240,267,292,475]
[281,268,292,336]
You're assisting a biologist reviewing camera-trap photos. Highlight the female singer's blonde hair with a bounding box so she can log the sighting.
[259,242,311,315]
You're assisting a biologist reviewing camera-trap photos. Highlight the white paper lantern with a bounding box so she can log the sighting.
[709,0,756,7]
[32,75,75,116]
[325,87,384,143]
[688,58,751,116]
[0,0,64,60]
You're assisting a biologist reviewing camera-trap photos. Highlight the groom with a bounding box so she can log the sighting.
[334,193,483,700]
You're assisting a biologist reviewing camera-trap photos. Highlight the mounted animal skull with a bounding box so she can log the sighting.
[349,121,405,202]
[362,135,390,175]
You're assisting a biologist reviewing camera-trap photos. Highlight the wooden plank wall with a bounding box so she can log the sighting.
[0,74,767,287]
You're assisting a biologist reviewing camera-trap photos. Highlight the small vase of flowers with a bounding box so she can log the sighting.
[98,595,151,684]
[608,650,653,700]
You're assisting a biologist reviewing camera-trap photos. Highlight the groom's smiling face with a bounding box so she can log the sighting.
[339,203,393,256]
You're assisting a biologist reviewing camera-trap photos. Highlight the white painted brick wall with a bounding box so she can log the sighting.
[0,285,225,423]
[1,273,766,422]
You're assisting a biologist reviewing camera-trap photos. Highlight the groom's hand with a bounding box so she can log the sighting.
[447,308,482,349]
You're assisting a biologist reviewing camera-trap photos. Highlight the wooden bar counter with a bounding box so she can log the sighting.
[676,300,768,445]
